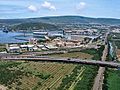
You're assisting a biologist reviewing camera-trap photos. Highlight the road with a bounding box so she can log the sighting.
[92,32,109,90]
[2,55,120,68]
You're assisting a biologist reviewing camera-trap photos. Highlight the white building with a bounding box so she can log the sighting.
[8,46,20,53]
[33,32,48,38]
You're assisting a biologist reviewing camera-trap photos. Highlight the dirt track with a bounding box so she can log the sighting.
[92,32,109,90]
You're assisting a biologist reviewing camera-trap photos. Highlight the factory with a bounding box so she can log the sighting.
[33,30,64,39]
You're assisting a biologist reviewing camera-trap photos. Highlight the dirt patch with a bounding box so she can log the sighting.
[117,49,120,61]
[0,85,7,90]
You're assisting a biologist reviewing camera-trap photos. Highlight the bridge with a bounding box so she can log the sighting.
[2,56,120,68]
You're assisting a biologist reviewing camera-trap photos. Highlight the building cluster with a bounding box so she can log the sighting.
[112,29,120,33]
[5,28,103,53]
[33,29,99,41]
[7,45,36,54]
[64,29,98,36]
[6,36,88,53]
[33,30,63,39]
[6,38,42,53]
[64,29,99,40]
[45,38,85,49]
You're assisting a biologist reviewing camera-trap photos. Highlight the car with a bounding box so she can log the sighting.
[67,58,71,60]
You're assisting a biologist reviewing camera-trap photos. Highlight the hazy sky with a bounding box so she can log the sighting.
[0,0,120,19]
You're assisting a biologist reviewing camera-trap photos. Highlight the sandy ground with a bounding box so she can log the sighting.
[0,85,7,90]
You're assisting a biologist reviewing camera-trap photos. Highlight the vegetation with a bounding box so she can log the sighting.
[47,46,105,61]
[12,22,59,31]
[103,69,120,90]
[0,61,24,88]
[109,33,120,49]
[57,65,82,90]
[47,52,93,59]
[111,33,120,39]
[0,47,104,90]
[35,73,51,80]
[47,48,103,90]
[0,61,75,90]
[57,65,98,90]
[2,16,120,25]
[114,41,120,49]
[80,45,104,60]
[103,37,120,90]
[0,44,6,52]
[0,48,6,52]
[74,66,98,90]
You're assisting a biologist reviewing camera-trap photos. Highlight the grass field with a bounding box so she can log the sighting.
[111,33,120,39]
[47,52,93,59]
[103,39,120,90]
[0,49,101,90]
[0,44,6,52]
[104,69,120,90]
[46,47,105,61]
[0,61,76,90]
[47,50,99,90]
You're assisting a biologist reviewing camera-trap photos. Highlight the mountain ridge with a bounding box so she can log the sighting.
[1,16,120,25]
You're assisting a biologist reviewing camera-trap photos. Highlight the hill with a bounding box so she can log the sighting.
[1,16,120,25]
[11,22,59,30]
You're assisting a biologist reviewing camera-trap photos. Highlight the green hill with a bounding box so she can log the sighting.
[1,16,120,25]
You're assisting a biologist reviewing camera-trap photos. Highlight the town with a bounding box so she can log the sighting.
[0,0,120,89]
[0,21,120,89]
[5,29,103,53]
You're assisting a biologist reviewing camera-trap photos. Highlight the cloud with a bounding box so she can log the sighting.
[28,5,37,12]
[41,1,56,10]
[76,2,86,10]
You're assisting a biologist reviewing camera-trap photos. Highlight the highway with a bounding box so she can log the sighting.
[2,56,120,68]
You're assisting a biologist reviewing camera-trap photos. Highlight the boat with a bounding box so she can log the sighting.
[3,27,9,33]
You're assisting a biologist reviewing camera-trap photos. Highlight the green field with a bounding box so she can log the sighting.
[109,33,120,49]
[57,65,98,90]
[104,69,120,90]
[0,61,76,90]
[0,48,104,90]
[0,44,6,52]
[0,61,98,90]
[47,52,93,59]
[111,33,120,39]
[47,46,104,61]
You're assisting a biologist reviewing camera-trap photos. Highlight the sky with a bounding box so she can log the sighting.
[0,0,120,19]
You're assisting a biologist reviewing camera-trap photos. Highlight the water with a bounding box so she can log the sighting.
[0,30,63,44]
[0,30,33,44]
[109,42,114,58]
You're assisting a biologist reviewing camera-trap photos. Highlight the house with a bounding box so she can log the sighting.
[27,45,34,51]
[20,45,28,52]
[45,44,58,50]
[8,46,20,53]
[33,32,48,38]
[20,44,38,52]
[37,44,45,49]
[6,44,20,53]
[29,38,38,45]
